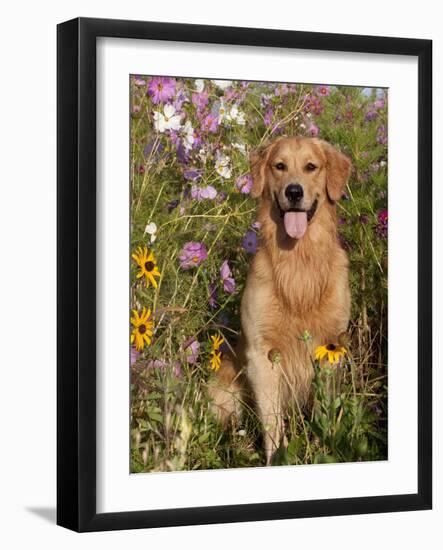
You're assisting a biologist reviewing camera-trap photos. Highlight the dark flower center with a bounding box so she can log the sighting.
[138,324,147,334]
[144,261,155,272]
[326,344,337,351]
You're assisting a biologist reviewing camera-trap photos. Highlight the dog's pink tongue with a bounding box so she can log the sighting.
[284,211,307,239]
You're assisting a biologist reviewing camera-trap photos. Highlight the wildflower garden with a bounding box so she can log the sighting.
[130,76,388,472]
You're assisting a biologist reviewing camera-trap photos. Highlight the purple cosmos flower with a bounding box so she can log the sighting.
[377,125,388,145]
[365,110,378,121]
[208,281,218,309]
[308,123,320,137]
[147,77,177,104]
[374,99,385,109]
[130,347,140,366]
[176,140,189,164]
[183,338,200,364]
[166,199,180,213]
[338,234,352,251]
[260,93,271,108]
[218,312,230,329]
[251,221,262,230]
[192,131,202,150]
[316,85,330,96]
[173,89,188,111]
[201,114,219,133]
[192,90,209,111]
[183,169,203,181]
[242,230,258,254]
[264,108,274,126]
[179,242,208,269]
[191,185,218,201]
[376,210,388,238]
[144,141,164,157]
[220,260,236,294]
[235,174,253,194]
[359,214,370,224]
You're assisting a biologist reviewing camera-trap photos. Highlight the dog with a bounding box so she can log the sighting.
[209,136,351,465]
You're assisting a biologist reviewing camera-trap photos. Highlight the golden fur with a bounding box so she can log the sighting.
[209,136,351,464]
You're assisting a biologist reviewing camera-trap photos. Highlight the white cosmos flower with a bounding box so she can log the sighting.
[144,221,158,243]
[216,99,229,124]
[195,79,205,93]
[153,104,182,133]
[232,142,247,154]
[227,105,246,125]
[215,153,232,179]
[182,120,195,151]
[212,79,232,90]
[198,148,208,164]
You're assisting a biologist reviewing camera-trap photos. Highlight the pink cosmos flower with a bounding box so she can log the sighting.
[235,174,253,194]
[316,85,331,96]
[220,260,236,294]
[191,185,218,201]
[130,347,140,366]
[179,242,208,269]
[183,338,200,364]
[376,210,388,239]
[304,94,323,116]
[201,114,219,133]
[374,99,385,109]
[147,77,177,104]
[208,281,217,309]
[308,123,320,137]
[147,359,167,370]
[133,76,146,86]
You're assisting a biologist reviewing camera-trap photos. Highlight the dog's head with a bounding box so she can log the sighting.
[250,137,351,239]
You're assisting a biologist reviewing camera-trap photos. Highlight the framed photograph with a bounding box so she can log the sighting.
[57,17,432,532]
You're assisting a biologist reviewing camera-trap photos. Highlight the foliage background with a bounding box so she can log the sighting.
[130,76,388,472]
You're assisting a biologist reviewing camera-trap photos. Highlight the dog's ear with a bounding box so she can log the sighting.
[249,142,273,198]
[320,141,351,202]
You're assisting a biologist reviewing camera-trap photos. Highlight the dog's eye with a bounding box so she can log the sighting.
[305,162,317,172]
[274,162,286,171]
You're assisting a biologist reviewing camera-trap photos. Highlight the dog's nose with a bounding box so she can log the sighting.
[285,183,304,203]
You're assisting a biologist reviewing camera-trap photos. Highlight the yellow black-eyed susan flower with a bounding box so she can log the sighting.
[130,307,154,351]
[315,343,347,365]
[132,246,161,288]
[209,333,224,372]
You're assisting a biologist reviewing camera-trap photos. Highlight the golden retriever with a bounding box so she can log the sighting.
[210,136,351,465]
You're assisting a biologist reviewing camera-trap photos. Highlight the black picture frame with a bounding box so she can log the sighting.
[57,17,432,532]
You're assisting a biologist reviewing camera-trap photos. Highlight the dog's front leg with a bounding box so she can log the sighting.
[246,352,285,465]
